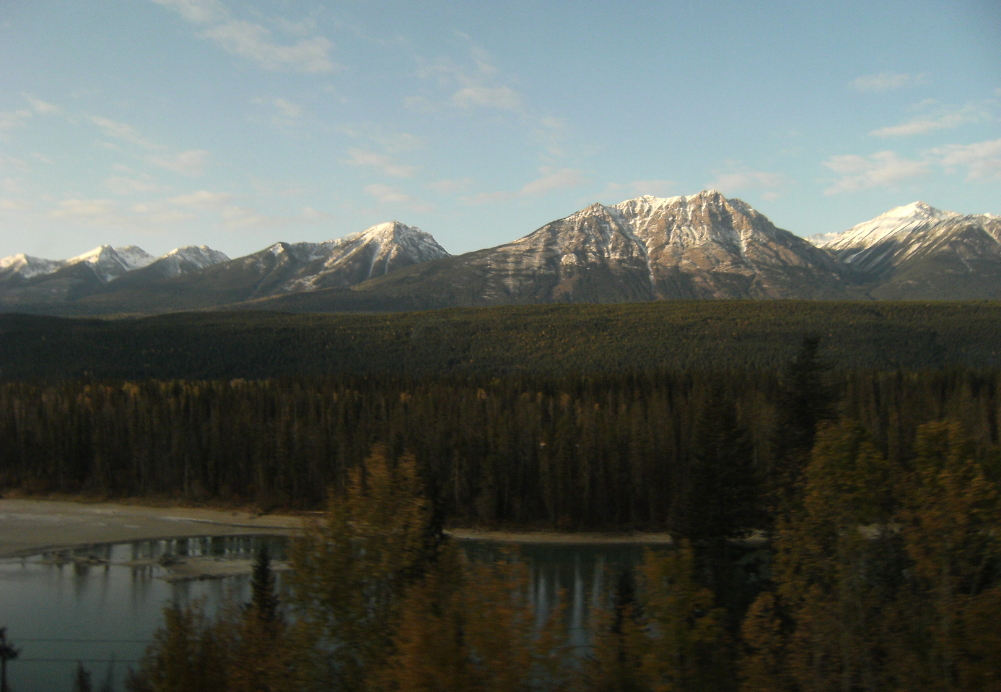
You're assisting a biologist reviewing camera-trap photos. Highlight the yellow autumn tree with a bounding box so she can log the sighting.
[892,421,1001,691]
[285,444,435,692]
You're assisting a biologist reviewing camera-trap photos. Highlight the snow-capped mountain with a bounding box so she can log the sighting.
[147,246,231,278]
[0,243,229,312]
[0,254,66,281]
[65,245,156,282]
[58,221,450,314]
[811,202,1001,298]
[296,190,854,311]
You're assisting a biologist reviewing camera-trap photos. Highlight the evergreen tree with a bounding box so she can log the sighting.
[771,337,838,515]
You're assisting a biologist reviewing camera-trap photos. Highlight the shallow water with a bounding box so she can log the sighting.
[0,535,286,692]
[0,536,668,692]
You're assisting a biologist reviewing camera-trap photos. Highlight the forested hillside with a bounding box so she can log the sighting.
[2,366,1000,528]
[4,300,1001,380]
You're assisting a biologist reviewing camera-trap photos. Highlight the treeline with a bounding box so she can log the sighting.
[5,300,1001,381]
[118,422,1001,692]
[2,361,1001,530]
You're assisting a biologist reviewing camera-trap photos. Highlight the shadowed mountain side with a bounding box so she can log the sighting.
[3,302,1001,381]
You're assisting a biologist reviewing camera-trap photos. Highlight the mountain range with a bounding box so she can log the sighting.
[2,192,998,315]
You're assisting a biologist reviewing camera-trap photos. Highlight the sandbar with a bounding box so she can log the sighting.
[0,498,302,558]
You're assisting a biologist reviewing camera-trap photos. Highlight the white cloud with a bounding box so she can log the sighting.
[221,204,333,230]
[202,20,338,73]
[50,198,119,219]
[452,86,522,111]
[168,190,234,207]
[0,199,32,212]
[708,169,790,199]
[339,125,424,154]
[149,0,227,25]
[251,96,308,133]
[929,138,1001,180]
[344,149,417,178]
[104,175,168,196]
[89,116,164,150]
[148,149,209,176]
[363,184,432,212]
[850,72,929,93]
[0,109,32,133]
[823,151,929,194]
[47,198,196,230]
[871,104,989,138]
[519,168,588,197]
[463,168,589,205]
[23,94,59,115]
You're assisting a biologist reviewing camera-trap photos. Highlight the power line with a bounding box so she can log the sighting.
[17,658,141,664]
[14,638,151,644]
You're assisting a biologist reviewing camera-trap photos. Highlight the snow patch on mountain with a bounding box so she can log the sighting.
[813,202,961,259]
[0,254,66,279]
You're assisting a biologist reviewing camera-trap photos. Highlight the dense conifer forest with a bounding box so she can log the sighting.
[5,302,1000,690]
[5,300,1001,380]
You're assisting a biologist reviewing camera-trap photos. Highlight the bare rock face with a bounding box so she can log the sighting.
[434,190,854,304]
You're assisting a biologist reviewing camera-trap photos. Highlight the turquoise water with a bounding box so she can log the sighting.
[0,537,666,692]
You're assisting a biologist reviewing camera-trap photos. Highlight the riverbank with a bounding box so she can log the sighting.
[0,498,302,558]
[0,498,683,561]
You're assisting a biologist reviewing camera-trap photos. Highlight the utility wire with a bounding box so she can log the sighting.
[14,638,152,644]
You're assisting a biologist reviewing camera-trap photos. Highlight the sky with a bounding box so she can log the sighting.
[1,0,999,261]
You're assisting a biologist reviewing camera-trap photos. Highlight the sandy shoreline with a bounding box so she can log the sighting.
[0,498,302,558]
[446,528,674,545]
[0,499,678,561]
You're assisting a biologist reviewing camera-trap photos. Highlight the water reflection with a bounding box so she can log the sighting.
[0,535,285,692]
[1,535,674,692]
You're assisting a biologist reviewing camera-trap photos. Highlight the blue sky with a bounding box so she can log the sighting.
[1,0,999,260]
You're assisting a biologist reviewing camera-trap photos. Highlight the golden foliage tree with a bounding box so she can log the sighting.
[285,444,435,692]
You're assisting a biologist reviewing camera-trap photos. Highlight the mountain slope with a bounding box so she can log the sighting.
[247,191,858,313]
[812,202,1001,299]
[71,221,449,314]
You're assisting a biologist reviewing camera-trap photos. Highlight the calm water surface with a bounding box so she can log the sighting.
[0,536,662,692]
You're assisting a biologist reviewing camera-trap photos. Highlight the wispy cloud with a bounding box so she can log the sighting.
[364,184,433,212]
[870,103,989,138]
[451,86,522,111]
[104,174,169,196]
[850,72,929,93]
[89,116,165,150]
[463,168,589,205]
[201,20,338,73]
[929,138,1001,180]
[23,94,59,115]
[415,37,524,113]
[48,197,194,228]
[250,96,310,133]
[344,149,417,178]
[148,149,209,176]
[0,109,32,133]
[221,204,334,230]
[708,168,790,201]
[168,190,234,207]
[149,0,227,24]
[823,151,929,194]
[150,0,338,73]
